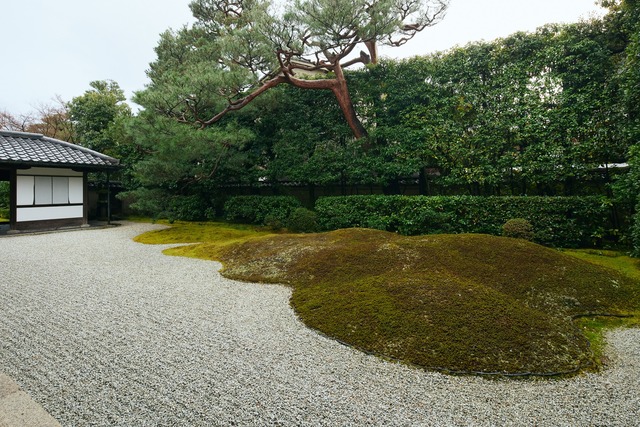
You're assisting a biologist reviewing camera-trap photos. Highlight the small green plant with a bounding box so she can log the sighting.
[502,218,534,241]
[0,180,8,221]
[264,214,285,231]
[287,208,319,233]
[0,181,9,211]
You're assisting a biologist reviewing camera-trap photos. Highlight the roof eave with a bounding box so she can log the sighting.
[0,159,122,171]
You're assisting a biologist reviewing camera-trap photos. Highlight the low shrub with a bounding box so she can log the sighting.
[168,195,209,222]
[502,218,535,241]
[287,208,319,233]
[263,214,286,231]
[0,181,9,209]
[315,195,611,247]
[118,188,168,218]
[224,195,302,225]
[119,189,215,222]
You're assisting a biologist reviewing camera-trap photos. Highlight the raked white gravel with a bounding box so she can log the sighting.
[0,222,639,426]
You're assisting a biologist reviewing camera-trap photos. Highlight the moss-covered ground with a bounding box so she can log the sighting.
[560,249,640,367]
[135,222,640,376]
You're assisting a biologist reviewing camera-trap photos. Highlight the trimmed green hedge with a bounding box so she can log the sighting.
[168,195,211,221]
[224,195,302,225]
[315,195,611,247]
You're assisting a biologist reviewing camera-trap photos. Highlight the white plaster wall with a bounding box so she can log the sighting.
[16,176,34,205]
[16,205,83,222]
[34,176,53,204]
[15,167,86,224]
[69,177,83,203]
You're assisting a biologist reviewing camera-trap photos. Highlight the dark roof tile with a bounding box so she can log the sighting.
[0,130,120,169]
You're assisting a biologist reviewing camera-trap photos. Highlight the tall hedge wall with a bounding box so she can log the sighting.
[315,195,611,247]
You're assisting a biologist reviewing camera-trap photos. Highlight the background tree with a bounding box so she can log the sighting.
[139,0,450,139]
[1,96,74,141]
[344,19,629,196]
[605,0,640,251]
[258,85,372,196]
[128,1,638,218]
[0,110,33,132]
[68,80,132,155]
[120,111,255,219]
[29,96,76,141]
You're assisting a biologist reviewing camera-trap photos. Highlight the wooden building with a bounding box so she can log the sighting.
[0,130,120,232]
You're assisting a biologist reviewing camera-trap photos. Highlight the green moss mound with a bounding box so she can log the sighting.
[133,221,272,245]
[135,223,640,375]
[216,229,639,375]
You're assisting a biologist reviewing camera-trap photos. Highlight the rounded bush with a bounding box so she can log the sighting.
[502,218,535,241]
[168,195,209,221]
[287,208,319,233]
[264,214,285,231]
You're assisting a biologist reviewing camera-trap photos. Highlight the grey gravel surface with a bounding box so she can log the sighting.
[1,222,639,426]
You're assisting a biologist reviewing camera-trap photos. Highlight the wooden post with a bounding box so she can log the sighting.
[106,171,111,225]
[9,169,16,231]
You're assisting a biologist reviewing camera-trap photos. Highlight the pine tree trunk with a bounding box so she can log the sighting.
[330,64,368,139]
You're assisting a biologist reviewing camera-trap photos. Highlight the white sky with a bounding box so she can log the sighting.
[0,0,606,117]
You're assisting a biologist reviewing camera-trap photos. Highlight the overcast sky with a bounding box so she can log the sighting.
[1,0,606,117]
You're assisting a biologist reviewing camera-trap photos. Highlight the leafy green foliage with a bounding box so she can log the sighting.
[607,0,640,254]
[253,86,363,186]
[168,195,211,222]
[224,195,302,225]
[315,195,610,247]
[68,80,132,155]
[0,181,8,209]
[613,145,640,254]
[286,207,319,233]
[122,3,640,251]
[352,20,628,194]
[119,113,256,219]
[219,16,632,197]
[141,0,449,138]
[0,181,9,220]
[65,80,145,200]
[502,218,535,241]
[605,0,640,143]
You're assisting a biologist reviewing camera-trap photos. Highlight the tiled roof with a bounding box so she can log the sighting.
[0,130,120,169]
